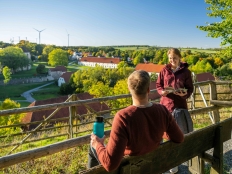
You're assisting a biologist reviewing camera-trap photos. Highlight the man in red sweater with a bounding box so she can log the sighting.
[88,70,184,172]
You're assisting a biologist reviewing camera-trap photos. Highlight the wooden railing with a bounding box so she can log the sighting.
[79,117,232,174]
[0,80,231,173]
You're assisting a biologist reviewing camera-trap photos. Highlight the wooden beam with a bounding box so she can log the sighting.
[210,100,232,106]
[210,82,220,123]
[80,117,232,174]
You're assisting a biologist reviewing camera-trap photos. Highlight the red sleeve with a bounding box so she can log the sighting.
[96,113,128,172]
[156,70,164,96]
[182,69,194,99]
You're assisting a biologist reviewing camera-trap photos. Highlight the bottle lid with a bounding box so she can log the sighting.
[96,116,104,122]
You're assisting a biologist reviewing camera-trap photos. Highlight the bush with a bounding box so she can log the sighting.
[36,64,46,74]
[59,83,75,95]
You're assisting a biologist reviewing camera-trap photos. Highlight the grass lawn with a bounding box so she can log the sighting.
[0,61,89,106]
[32,83,61,100]
[0,65,37,80]
[67,62,89,72]
[181,48,217,54]
[0,82,54,100]
[17,101,31,107]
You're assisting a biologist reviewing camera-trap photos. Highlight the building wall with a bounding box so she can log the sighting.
[78,61,118,69]
[58,77,65,87]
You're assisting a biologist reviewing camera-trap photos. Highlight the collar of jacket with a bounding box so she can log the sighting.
[165,62,189,72]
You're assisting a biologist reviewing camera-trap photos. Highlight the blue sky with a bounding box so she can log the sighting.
[0,0,222,48]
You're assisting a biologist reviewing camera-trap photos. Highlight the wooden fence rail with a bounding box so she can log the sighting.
[0,80,232,172]
[80,117,232,174]
[0,116,231,174]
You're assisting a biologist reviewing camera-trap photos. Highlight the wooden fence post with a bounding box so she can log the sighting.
[72,94,77,137]
[209,82,220,123]
[210,126,223,174]
[188,156,205,174]
[68,95,75,139]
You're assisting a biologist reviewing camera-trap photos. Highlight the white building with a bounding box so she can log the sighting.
[78,57,120,69]
[58,72,73,86]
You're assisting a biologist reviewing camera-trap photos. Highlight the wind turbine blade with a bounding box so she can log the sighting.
[41,29,46,32]
[33,28,39,32]
[65,29,69,35]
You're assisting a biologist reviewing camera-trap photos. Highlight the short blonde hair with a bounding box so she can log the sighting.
[127,70,150,98]
[167,48,182,58]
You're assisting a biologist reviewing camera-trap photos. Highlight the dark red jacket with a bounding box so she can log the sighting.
[156,62,193,113]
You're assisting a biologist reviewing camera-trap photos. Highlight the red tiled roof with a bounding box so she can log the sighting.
[195,72,215,82]
[80,57,121,64]
[60,72,74,83]
[22,93,110,130]
[49,66,67,72]
[135,63,165,73]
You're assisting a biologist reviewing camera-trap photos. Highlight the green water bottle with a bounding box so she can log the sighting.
[93,116,104,138]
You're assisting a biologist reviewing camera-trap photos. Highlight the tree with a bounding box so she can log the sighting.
[2,66,11,84]
[0,46,29,73]
[36,64,46,74]
[59,83,76,95]
[191,59,213,74]
[150,73,158,81]
[42,45,56,61]
[112,79,131,109]
[185,55,199,66]
[214,57,224,68]
[133,53,143,65]
[0,99,24,135]
[153,50,163,64]
[88,82,112,98]
[197,0,232,52]
[48,48,68,67]
[218,63,232,76]
[117,61,128,69]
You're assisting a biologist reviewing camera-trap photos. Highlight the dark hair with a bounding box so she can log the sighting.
[128,70,150,97]
[167,48,182,58]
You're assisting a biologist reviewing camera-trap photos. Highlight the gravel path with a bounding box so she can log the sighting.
[21,82,54,102]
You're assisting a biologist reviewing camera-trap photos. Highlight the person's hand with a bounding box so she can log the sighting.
[91,133,105,149]
[161,90,170,97]
[173,90,187,97]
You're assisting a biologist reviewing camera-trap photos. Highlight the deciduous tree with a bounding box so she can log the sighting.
[48,48,68,67]
[0,99,24,135]
[197,0,232,52]
[0,46,30,73]
[36,64,46,74]
[2,66,11,84]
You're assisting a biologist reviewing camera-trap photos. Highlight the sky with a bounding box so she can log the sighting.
[0,0,222,48]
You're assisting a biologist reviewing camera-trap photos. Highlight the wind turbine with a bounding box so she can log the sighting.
[66,29,70,47]
[33,28,46,44]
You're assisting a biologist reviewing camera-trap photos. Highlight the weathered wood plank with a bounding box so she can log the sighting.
[0,130,111,169]
[210,100,232,106]
[0,80,230,117]
[0,94,132,116]
[210,82,220,123]
[79,117,232,174]
[0,118,231,172]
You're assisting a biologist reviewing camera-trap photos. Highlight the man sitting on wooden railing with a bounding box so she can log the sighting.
[87,70,184,172]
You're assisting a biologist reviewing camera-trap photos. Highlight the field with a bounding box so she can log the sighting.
[181,48,217,54]
[112,46,219,54]
[113,46,150,51]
